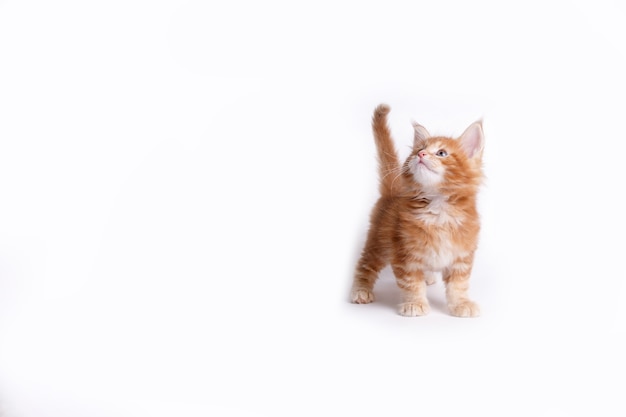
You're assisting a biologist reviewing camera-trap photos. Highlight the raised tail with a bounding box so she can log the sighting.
[372,104,401,197]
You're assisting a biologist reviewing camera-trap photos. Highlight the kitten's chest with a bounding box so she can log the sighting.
[413,197,462,226]
[402,200,469,270]
[417,224,460,268]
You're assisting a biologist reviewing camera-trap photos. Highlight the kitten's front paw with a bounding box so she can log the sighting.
[448,300,480,318]
[351,288,374,304]
[398,301,430,317]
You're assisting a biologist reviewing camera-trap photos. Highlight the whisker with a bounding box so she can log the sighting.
[380,165,405,181]
[390,165,408,190]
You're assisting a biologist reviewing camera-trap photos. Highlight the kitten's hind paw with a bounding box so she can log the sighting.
[448,300,480,318]
[398,301,430,317]
[424,271,439,286]
[350,288,374,304]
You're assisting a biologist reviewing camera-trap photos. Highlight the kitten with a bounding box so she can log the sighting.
[350,104,485,317]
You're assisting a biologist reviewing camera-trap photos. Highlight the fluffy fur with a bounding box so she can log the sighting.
[350,104,485,317]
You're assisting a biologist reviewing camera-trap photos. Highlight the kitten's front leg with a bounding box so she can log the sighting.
[392,264,430,317]
[443,258,480,318]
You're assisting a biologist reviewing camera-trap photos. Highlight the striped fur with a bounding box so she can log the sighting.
[351,104,485,317]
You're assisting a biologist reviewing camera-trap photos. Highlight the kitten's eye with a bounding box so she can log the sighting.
[436,149,448,157]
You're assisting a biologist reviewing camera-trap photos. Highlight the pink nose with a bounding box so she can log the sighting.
[418,151,427,158]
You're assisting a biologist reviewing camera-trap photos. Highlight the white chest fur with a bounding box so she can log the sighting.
[418,235,452,271]
[414,197,466,271]
[415,196,462,226]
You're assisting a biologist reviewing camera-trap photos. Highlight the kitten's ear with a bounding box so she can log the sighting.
[459,120,484,159]
[412,121,430,148]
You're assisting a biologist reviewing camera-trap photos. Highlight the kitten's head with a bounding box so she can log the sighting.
[403,121,484,195]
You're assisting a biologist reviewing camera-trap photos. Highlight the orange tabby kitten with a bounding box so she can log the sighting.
[350,104,484,317]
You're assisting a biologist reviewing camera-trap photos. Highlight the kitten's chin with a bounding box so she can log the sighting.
[412,166,442,188]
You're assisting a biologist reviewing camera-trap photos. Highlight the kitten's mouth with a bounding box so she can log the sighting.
[417,159,434,171]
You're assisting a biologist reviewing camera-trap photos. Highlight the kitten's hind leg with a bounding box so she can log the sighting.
[350,251,387,304]
[350,263,380,304]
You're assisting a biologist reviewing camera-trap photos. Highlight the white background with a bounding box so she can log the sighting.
[1,0,625,416]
